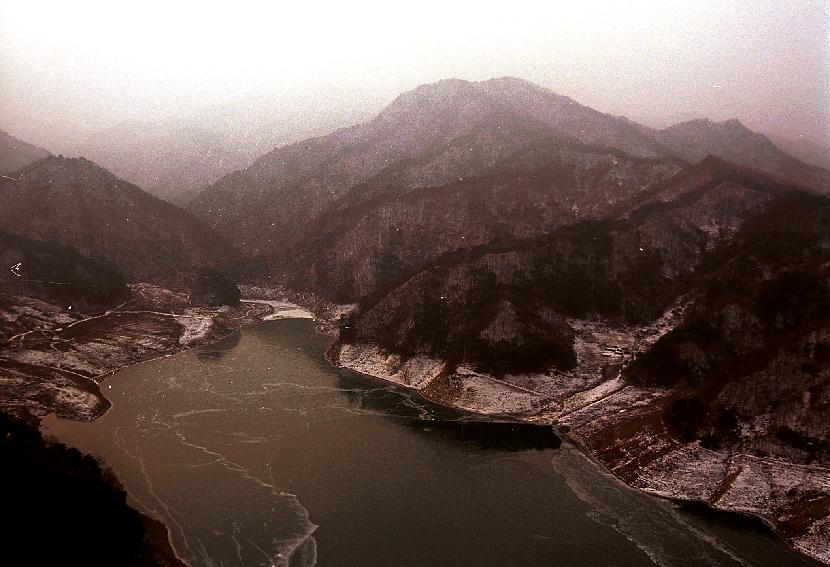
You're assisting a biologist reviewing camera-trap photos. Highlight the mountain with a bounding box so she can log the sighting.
[188,77,676,256]
[185,77,830,556]
[288,133,683,301]
[336,156,792,373]
[653,119,830,192]
[0,156,236,298]
[0,130,50,176]
[0,229,128,317]
[191,78,830,264]
[765,134,830,170]
[76,121,254,206]
[627,189,830,463]
[75,94,375,206]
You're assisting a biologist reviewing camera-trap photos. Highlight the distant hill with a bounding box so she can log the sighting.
[75,94,375,207]
[0,156,237,299]
[765,133,830,170]
[77,121,254,206]
[652,118,830,192]
[0,130,50,176]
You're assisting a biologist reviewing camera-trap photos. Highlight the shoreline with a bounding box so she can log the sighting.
[1,286,277,421]
[136,513,190,567]
[326,337,830,566]
[38,298,314,567]
[556,424,788,545]
[33,297,828,566]
[35,298,302,567]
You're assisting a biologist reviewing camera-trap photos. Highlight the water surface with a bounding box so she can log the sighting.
[43,320,818,566]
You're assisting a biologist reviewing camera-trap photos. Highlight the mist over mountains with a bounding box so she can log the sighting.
[1,91,378,207]
[188,78,828,260]
[1,75,829,562]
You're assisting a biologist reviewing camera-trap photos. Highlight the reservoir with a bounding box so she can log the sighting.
[42,319,819,566]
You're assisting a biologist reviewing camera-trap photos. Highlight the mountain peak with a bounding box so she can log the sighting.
[655,118,830,192]
[697,153,730,167]
[370,76,667,157]
[721,118,749,131]
[379,79,487,114]
[378,76,564,120]
[482,76,546,91]
[665,117,750,134]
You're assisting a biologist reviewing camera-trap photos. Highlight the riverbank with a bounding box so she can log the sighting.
[323,303,830,565]
[11,281,827,564]
[133,513,188,567]
[43,315,819,567]
[0,285,290,567]
[0,409,186,567]
[0,284,281,420]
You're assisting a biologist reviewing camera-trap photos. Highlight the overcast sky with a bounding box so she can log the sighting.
[1,0,828,149]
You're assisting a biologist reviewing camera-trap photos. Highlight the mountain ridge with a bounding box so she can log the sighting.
[188,77,686,256]
[653,117,830,192]
[0,130,51,176]
[0,155,238,302]
[3,76,829,563]
[189,76,829,263]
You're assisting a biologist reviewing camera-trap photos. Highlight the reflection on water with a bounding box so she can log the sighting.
[335,371,561,451]
[196,329,241,364]
[410,419,561,451]
[41,320,820,567]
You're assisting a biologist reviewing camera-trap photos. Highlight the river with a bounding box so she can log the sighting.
[42,319,819,566]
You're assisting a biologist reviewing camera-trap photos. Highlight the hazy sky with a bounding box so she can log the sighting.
[1,0,828,149]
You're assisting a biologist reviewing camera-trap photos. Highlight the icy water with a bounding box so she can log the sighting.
[43,319,819,567]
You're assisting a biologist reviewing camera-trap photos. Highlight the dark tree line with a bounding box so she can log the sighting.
[0,412,146,566]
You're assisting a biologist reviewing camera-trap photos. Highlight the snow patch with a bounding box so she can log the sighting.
[175,311,214,346]
[336,342,444,389]
[450,365,541,415]
[241,300,314,320]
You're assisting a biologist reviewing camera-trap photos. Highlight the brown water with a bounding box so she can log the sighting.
[42,319,820,566]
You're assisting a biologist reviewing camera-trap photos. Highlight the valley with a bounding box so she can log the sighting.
[1,75,828,565]
[41,317,823,567]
